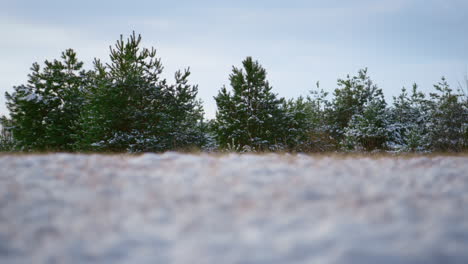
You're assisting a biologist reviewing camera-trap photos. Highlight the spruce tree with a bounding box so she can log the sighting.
[214,57,286,151]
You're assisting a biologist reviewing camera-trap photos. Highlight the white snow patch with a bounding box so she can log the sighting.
[0,154,467,263]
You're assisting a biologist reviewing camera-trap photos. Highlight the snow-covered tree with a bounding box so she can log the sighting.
[324,68,389,150]
[302,82,336,151]
[214,57,286,151]
[387,84,431,152]
[342,90,389,151]
[280,97,309,151]
[77,32,205,152]
[5,49,86,151]
[328,68,382,143]
[426,77,467,152]
[0,116,15,151]
[153,69,206,151]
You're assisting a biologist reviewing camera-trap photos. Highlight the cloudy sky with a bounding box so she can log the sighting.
[1,0,467,118]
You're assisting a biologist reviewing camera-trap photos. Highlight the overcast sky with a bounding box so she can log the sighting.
[1,0,467,118]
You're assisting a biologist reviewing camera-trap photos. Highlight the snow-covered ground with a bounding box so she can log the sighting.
[1,153,468,264]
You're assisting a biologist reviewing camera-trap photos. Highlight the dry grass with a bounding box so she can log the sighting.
[1,149,467,159]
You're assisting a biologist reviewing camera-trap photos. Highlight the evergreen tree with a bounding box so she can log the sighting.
[342,90,389,151]
[388,84,431,151]
[200,118,219,152]
[0,116,15,151]
[303,82,335,151]
[155,69,206,151]
[427,77,467,151]
[281,83,335,152]
[5,49,85,151]
[281,97,309,151]
[77,32,205,152]
[214,57,286,151]
[5,36,468,154]
[328,68,381,142]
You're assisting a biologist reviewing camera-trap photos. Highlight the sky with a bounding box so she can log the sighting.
[1,0,467,118]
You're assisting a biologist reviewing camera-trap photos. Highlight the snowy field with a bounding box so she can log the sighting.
[1,153,468,264]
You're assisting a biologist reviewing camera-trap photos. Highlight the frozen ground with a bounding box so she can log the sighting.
[1,153,468,264]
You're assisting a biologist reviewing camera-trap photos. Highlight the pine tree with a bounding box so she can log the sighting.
[214,57,286,151]
[281,97,309,151]
[303,82,335,151]
[0,116,14,151]
[329,69,377,137]
[328,68,387,150]
[5,63,45,150]
[342,90,389,151]
[75,59,115,151]
[153,69,206,151]
[77,32,205,152]
[5,49,85,151]
[388,84,431,151]
[427,77,467,151]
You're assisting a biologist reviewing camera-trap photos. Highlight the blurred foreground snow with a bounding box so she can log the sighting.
[1,153,468,264]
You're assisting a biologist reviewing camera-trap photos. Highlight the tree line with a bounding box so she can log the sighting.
[1,33,467,153]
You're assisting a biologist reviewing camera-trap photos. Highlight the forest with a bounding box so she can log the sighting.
[1,33,467,153]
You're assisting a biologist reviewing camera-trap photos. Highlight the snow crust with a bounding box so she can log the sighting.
[1,153,468,263]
